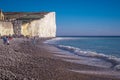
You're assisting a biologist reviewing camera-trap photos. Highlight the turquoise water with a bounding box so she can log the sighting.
[45,36,120,67]
[50,37,120,58]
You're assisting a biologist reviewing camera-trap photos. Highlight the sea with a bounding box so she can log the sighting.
[45,36,120,69]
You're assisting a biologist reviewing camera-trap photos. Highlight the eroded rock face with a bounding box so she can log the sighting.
[12,20,22,36]
[21,12,56,37]
[0,12,56,37]
[0,21,14,36]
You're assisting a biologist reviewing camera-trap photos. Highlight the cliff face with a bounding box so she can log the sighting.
[0,12,56,37]
[21,12,56,37]
[0,21,14,35]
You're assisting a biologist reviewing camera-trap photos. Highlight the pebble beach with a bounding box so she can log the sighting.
[0,38,120,80]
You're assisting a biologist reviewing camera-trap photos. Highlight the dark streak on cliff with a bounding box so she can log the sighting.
[4,12,49,24]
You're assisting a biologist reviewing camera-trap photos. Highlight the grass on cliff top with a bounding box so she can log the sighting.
[4,12,49,24]
[4,12,49,20]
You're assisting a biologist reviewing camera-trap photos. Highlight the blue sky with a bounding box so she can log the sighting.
[0,0,120,36]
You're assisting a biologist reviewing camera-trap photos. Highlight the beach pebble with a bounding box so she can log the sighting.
[0,69,16,80]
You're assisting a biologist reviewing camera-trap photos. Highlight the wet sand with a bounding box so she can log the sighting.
[0,38,120,80]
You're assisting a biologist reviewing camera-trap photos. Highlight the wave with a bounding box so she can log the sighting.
[57,45,105,57]
[44,37,80,44]
[56,45,120,70]
[44,38,120,70]
[44,38,63,44]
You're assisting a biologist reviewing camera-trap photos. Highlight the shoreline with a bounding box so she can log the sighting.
[0,38,120,80]
[44,39,120,72]
[45,37,120,70]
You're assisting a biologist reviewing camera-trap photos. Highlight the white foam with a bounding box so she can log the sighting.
[51,46,112,68]
[44,37,80,44]
[114,64,120,70]
[44,37,63,44]
[57,45,106,57]
[57,45,120,67]
[44,38,120,69]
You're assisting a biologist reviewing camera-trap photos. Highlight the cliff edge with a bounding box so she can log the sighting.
[0,12,56,37]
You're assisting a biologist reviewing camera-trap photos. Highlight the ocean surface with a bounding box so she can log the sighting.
[45,36,120,69]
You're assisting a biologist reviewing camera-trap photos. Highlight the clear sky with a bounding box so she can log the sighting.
[0,0,120,36]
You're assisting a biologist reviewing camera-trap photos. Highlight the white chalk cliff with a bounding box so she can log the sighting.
[0,12,56,37]
[0,21,14,35]
[21,12,56,37]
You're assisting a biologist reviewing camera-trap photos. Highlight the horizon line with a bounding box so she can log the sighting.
[57,35,120,37]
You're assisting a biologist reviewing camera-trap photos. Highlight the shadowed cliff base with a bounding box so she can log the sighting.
[0,38,119,80]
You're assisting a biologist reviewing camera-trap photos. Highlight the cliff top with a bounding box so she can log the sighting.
[4,12,49,23]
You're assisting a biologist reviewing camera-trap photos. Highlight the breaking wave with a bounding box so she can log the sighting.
[44,37,120,70]
[56,45,120,69]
